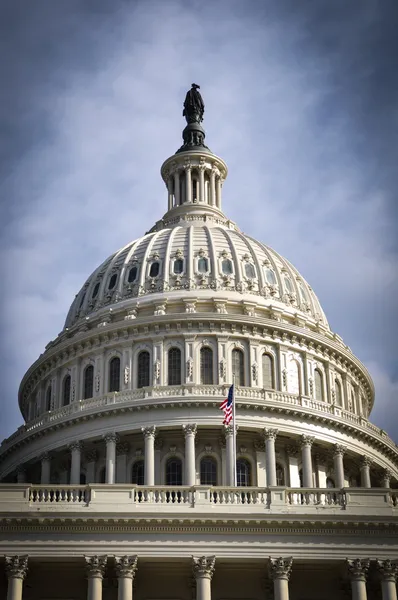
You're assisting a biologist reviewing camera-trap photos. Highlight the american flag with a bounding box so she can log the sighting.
[220,385,234,425]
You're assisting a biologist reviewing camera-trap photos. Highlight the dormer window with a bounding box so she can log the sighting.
[173,258,184,274]
[149,262,160,278]
[128,266,138,283]
[198,257,209,273]
[108,274,117,290]
[92,282,100,299]
[222,258,233,275]
[265,268,277,286]
[244,263,256,278]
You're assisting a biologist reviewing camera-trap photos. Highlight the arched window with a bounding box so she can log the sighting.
[137,351,150,388]
[198,257,209,273]
[276,464,285,486]
[237,459,251,487]
[62,375,71,406]
[221,258,233,275]
[200,347,213,384]
[168,348,181,385]
[335,379,342,407]
[232,349,245,386]
[314,369,324,401]
[128,266,138,283]
[265,268,277,286]
[109,357,121,392]
[166,458,182,485]
[244,263,256,278]
[173,258,184,274]
[149,262,160,278]
[200,457,217,485]
[92,282,100,299]
[132,461,145,485]
[84,365,94,400]
[108,273,117,290]
[262,353,274,389]
[46,385,52,411]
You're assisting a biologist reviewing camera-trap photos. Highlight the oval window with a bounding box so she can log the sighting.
[284,276,294,294]
[265,268,277,286]
[244,263,256,278]
[198,257,209,273]
[78,292,86,308]
[128,266,137,283]
[108,274,117,290]
[149,262,160,278]
[173,258,184,274]
[299,281,308,303]
[222,258,233,275]
[92,282,100,299]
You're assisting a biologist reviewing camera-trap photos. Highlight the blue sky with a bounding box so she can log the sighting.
[0,0,397,442]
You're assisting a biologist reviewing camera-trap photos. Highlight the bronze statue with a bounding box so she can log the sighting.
[183,83,204,124]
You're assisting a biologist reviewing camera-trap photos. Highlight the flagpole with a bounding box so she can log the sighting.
[232,374,237,487]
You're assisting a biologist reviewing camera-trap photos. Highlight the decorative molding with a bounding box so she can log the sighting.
[192,555,216,580]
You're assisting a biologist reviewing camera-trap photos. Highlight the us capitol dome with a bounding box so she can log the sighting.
[0,85,397,600]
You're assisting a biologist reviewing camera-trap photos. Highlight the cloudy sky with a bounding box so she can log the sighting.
[0,0,397,442]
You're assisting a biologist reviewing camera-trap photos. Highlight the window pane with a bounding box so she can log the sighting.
[200,347,213,384]
[237,459,250,487]
[244,263,256,278]
[46,386,52,411]
[232,349,244,386]
[276,465,285,486]
[166,458,182,485]
[262,354,274,389]
[109,357,120,392]
[108,274,117,290]
[63,375,71,406]
[149,262,160,277]
[265,268,277,285]
[200,457,217,485]
[132,460,145,485]
[314,369,323,401]
[284,276,294,294]
[78,292,86,309]
[137,351,150,388]
[168,348,181,385]
[335,380,342,406]
[92,282,100,299]
[84,365,94,399]
[174,258,184,274]
[222,258,233,275]
[198,257,208,273]
[299,281,309,303]
[128,266,137,283]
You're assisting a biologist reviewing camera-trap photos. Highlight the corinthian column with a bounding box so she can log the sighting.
[142,426,156,485]
[5,555,28,600]
[85,555,107,600]
[40,452,51,485]
[300,435,315,488]
[381,469,392,489]
[347,559,370,600]
[192,556,216,600]
[115,556,138,600]
[103,433,119,484]
[269,557,293,600]
[264,428,278,486]
[377,560,398,600]
[183,424,197,486]
[69,441,83,485]
[333,444,346,488]
[224,424,236,486]
[360,457,372,488]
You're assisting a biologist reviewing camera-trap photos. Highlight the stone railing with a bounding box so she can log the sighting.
[1,385,396,455]
[0,485,396,515]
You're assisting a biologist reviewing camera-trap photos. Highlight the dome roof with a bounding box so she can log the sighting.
[64,216,328,331]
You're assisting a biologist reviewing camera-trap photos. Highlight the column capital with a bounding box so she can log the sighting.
[69,441,84,452]
[192,555,216,580]
[333,444,347,457]
[103,432,119,445]
[224,424,238,437]
[346,558,370,582]
[85,555,107,578]
[142,425,156,439]
[114,555,138,579]
[376,559,398,583]
[269,557,293,581]
[360,456,372,468]
[5,555,28,580]
[264,428,278,441]
[84,449,98,463]
[300,435,315,448]
[183,424,197,437]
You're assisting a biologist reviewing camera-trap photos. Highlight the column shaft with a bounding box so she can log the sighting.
[40,455,51,485]
[225,431,234,486]
[104,434,118,484]
[70,443,82,485]
[5,556,28,600]
[300,436,314,488]
[142,427,156,485]
[199,167,205,203]
[265,429,278,486]
[16,469,26,484]
[215,176,222,208]
[273,578,289,600]
[210,171,216,206]
[118,577,132,600]
[351,579,367,600]
[186,167,192,204]
[360,459,371,488]
[167,177,173,211]
[196,577,211,600]
[333,445,346,488]
[382,580,397,600]
[87,576,102,600]
[7,578,23,600]
[183,425,197,486]
[174,171,180,205]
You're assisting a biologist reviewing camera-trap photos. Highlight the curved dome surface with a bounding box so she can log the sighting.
[64,220,328,330]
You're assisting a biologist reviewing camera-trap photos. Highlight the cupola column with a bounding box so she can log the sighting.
[167,177,174,211]
[210,170,216,206]
[115,556,137,600]
[174,171,181,206]
[183,424,197,486]
[377,560,398,600]
[300,436,314,488]
[199,164,205,203]
[347,559,369,600]
[264,428,278,486]
[360,457,372,488]
[185,165,192,204]
[333,444,346,488]
[381,469,392,488]
[224,425,237,486]
[216,175,222,209]
[192,556,215,600]
[69,441,83,485]
[85,555,107,600]
[142,426,156,485]
[40,452,51,485]
[269,557,293,600]
[5,555,28,600]
[103,433,118,484]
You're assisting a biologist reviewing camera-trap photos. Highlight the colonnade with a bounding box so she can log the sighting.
[23,425,393,489]
[4,555,398,600]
